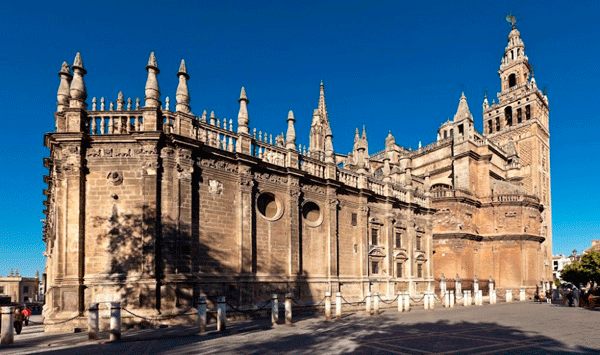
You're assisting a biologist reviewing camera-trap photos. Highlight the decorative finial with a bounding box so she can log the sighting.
[56,61,72,112]
[286,110,296,150]
[209,111,216,125]
[237,87,249,134]
[147,52,158,70]
[201,110,207,122]
[385,130,395,148]
[72,53,86,73]
[117,91,124,111]
[69,53,87,108]
[483,89,489,110]
[176,59,191,113]
[144,52,161,107]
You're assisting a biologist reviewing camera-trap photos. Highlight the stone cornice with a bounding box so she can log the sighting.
[434,232,544,243]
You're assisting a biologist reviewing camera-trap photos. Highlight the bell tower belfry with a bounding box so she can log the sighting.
[483,16,552,281]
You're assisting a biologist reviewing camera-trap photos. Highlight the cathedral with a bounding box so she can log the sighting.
[42,19,551,331]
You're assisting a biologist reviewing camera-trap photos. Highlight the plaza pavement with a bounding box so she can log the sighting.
[2,301,599,354]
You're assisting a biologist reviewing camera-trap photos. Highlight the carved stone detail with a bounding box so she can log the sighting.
[199,158,238,173]
[107,171,123,186]
[302,184,327,194]
[208,179,223,195]
[254,172,287,184]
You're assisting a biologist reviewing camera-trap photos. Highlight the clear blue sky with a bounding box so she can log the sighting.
[1,1,599,277]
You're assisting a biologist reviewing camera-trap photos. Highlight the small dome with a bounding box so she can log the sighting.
[508,28,521,39]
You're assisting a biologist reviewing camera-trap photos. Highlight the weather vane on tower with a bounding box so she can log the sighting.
[506,13,517,29]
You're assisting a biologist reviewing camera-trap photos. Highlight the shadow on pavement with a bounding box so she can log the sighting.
[8,313,600,355]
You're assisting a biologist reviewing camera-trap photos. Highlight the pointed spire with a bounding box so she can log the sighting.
[483,91,489,110]
[361,125,367,139]
[237,87,249,134]
[324,118,334,163]
[201,110,207,122]
[318,80,329,125]
[286,110,296,150]
[56,61,72,112]
[144,52,161,107]
[385,130,396,149]
[176,59,191,113]
[69,53,87,108]
[531,71,537,88]
[453,92,473,122]
[354,127,360,143]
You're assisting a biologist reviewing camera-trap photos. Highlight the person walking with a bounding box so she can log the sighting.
[22,306,31,326]
[573,288,580,307]
[13,307,24,335]
[566,288,573,307]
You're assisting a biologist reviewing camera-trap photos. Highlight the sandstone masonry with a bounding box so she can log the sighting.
[41,21,551,332]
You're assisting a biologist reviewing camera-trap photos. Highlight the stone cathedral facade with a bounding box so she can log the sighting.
[42,21,551,331]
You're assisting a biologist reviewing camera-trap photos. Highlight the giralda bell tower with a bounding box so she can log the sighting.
[482,15,552,281]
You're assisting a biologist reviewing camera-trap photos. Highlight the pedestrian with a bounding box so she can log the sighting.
[573,288,580,307]
[14,307,24,335]
[566,289,573,307]
[22,306,31,326]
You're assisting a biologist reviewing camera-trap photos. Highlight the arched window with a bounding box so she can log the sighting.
[508,74,516,88]
[505,107,513,126]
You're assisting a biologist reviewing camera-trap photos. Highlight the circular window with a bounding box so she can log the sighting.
[257,192,283,221]
[302,201,323,227]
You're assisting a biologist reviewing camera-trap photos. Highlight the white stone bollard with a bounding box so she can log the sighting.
[450,291,455,308]
[374,292,380,315]
[197,297,207,333]
[110,302,121,341]
[285,293,292,325]
[1,306,14,345]
[474,278,479,294]
[217,296,226,331]
[440,277,447,299]
[519,288,526,302]
[404,291,411,312]
[398,292,403,312]
[325,292,332,320]
[271,294,279,326]
[336,292,342,320]
[429,292,435,310]
[506,289,513,303]
[424,291,430,310]
[463,291,469,307]
[444,291,450,308]
[88,303,99,340]
[365,292,371,316]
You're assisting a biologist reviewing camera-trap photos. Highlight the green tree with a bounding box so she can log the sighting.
[561,261,587,286]
[561,250,600,286]
[580,250,600,285]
